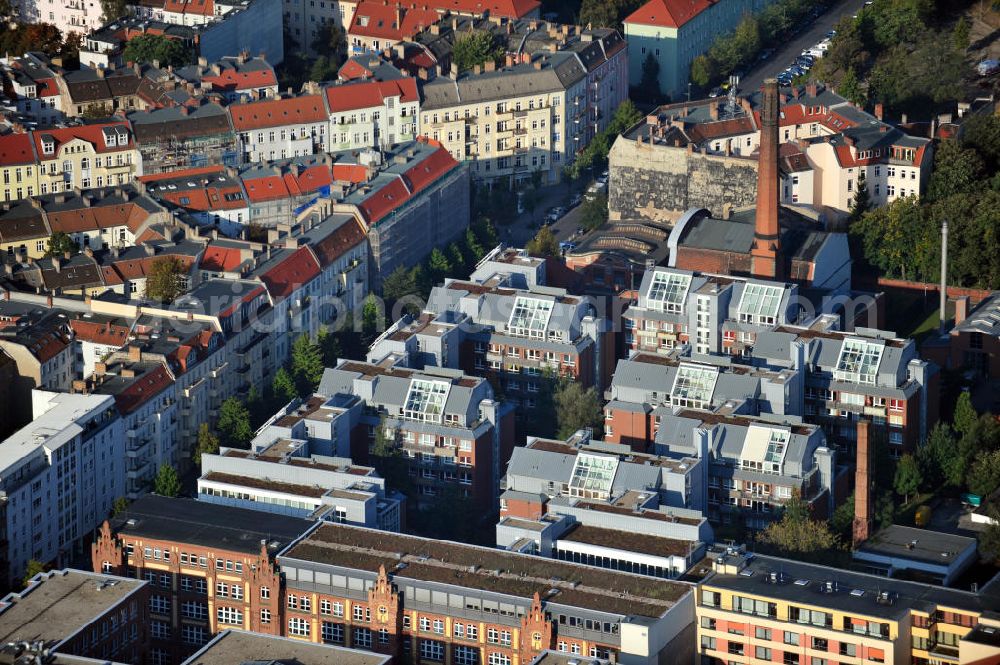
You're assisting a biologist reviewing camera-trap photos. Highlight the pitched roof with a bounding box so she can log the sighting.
[31,122,134,157]
[0,132,36,167]
[324,77,418,113]
[309,215,367,266]
[163,0,215,15]
[624,0,712,28]
[258,246,322,300]
[349,2,440,41]
[70,318,132,347]
[201,243,248,272]
[426,0,539,18]
[110,362,175,414]
[229,95,329,131]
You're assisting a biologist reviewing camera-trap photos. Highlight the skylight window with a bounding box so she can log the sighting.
[507,296,553,339]
[834,338,885,385]
[670,363,719,409]
[402,378,451,423]
[646,271,691,314]
[567,452,618,500]
[741,425,790,474]
[737,282,783,325]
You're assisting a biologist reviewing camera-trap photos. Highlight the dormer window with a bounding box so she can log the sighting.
[103,127,117,148]
[40,136,55,155]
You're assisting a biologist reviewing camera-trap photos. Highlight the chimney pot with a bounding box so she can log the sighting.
[874,102,884,121]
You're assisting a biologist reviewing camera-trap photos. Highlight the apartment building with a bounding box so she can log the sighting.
[325,76,420,151]
[347,1,440,53]
[92,494,314,665]
[0,301,74,428]
[159,0,285,64]
[276,522,695,664]
[230,95,331,162]
[622,266,801,357]
[604,353,803,450]
[0,391,123,587]
[408,17,628,149]
[623,0,776,100]
[743,320,938,455]
[696,548,999,665]
[497,429,712,579]
[0,569,148,664]
[1,53,65,127]
[0,186,170,259]
[129,103,240,174]
[10,0,106,38]
[172,54,280,103]
[655,410,836,529]
[199,414,404,531]
[138,166,250,233]
[419,51,587,185]
[940,292,1000,380]
[56,66,149,117]
[316,359,515,510]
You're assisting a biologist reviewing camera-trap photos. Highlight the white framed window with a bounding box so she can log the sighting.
[289,617,311,637]
[217,606,243,625]
[420,639,445,661]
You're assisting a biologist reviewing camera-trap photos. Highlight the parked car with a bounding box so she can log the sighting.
[569,193,582,208]
[977,59,1000,76]
[559,241,577,253]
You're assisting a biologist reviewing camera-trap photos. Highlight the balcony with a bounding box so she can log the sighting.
[126,460,151,480]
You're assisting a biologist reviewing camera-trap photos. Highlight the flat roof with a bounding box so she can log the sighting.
[112,495,313,555]
[702,553,997,619]
[0,570,144,645]
[182,630,392,665]
[281,523,690,618]
[856,525,977,567]
[561,524,694,557]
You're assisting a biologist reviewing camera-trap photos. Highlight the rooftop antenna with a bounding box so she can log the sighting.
[726,75,739,117]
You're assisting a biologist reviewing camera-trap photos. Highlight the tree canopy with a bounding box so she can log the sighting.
[452,31,503,72]
[45,231,78,258]
[194,423,220,465]
[153,463,182,497]
[526,226,559,258]
[145,256,188,303]
[758,490,840,556]
[553,379,603,439]
[122,35,191,67]
[291,333,325,397]
[217,397,252,449]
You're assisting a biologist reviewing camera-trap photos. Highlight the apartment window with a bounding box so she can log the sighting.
[420,617,431,632]
[756,627,771,640]
[151,621,170,640]
[488,654,511,665]
[150,596,170,614]
[181,601,207,620]
[261,586,270,599]
[181,624,207,646]
[320,599,332,615]
[289,617,311,637]
[261,608,271,624]
[783,631,799,646]
[455,645,479,665]
[217,607,243,625]
[433,619,445,634]
[332,601,344,617]
[287,595,297,609]
[300,596,311,611]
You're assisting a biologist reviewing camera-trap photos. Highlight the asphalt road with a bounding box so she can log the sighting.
[735,0,870,95]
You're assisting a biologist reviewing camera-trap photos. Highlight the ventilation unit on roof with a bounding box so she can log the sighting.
[822,581,838,594]
[850,589,865,597]
[794,579,809,586]
[739,569,753,577]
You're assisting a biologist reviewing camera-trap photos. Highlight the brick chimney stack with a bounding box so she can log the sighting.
[853,419,874,547]
[751,78,781,279]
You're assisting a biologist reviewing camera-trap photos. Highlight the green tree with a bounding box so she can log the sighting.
[526,226,559,257]
[954,391,978,437]
[122,34,191,67]
[194,423,220,465]
[427,247,452,282]
[217,397,252,449]
[272,367,298,405]
[757,489,840,555]
[22,560,46,588]
[447,241,467,276]
[465,227,486,262]
[291,333,324,396]
[928,141,986,201]
[309,56,338,82]
[640,52,661,99]
[830,493,856,540]
[962,114,1000,171]
[690,54,713,88]
[111,496,129,518]
[472,219,498,249]
[451,31,503,72]
[311,20,346,60]
[145,256,187,303]
[979,506,1000,563]
[44,231,79,258]
[850,196,931,280]
[553,379,603,439]
[360,293,382,345]
[99,0,128,21]
[153,463,182,497]
[848,169,872,223]
[317,326,343,367]
[893,454,922,503]
[838,67,865,106]
[967,450,1000,498]
[953,15,970,50]
[579,194,608,231]
[370,416,410,494]
[382,265,418,303]
[917,423,956,489]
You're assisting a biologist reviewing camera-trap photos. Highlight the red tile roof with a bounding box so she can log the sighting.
[259,247,322,300]
[311,216,367,266]
[0,132,36,167]
[359,176,410,225]
[624,0,712,28]
[426,0,538,18]
[325,77,418,113]
[357,142,458,225]
[242,164,333,203]
[229,95,329,131]
[31,122,134,157]
[201,67,277,94]
[201,244,247,272]
[47,202,151,235]
[402,145,458,192]
[112,363,174,415]
[349,2,440,41]
[138,165,225,182]
[70,319,130,347]
[338,59,376,81]
[163,0,215,16]
[333,164,369,183]
[30,331,70,363]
